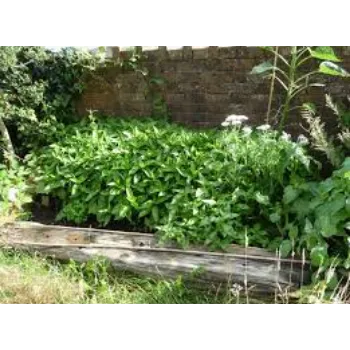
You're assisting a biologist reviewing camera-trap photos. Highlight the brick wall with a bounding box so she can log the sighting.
[76,46,350,131]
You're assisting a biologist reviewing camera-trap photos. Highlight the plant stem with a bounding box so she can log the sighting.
[266,47,279,124]
[0,114,16,168]
[279,47,298,134]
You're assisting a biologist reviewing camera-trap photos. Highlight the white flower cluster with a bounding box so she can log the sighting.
[256,124,271,132]
[242,126,253,136]
[8,187,18,203]
[279,131,309,146]
[281,131,292,142]
[297,134,309,146]
[222,115,249,127]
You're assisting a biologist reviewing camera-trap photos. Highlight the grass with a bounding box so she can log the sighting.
[0,248,239,304]
[0,248,349,304]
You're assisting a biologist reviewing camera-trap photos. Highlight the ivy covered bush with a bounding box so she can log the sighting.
[26,117,313,250]
[0,46,104,163]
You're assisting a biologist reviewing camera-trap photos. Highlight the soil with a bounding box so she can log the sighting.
[30,200,155,234]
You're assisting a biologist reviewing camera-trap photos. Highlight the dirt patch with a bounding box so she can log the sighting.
[30,199,155,233]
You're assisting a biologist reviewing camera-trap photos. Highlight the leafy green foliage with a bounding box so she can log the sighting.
[0,164,33,218]
[279,158,350,272]
[309,47,342,63]
[0,46,104,158]
[251,61,275,75]
[27,117,313,249]
[251,46,349,132]
[319,62,350,77]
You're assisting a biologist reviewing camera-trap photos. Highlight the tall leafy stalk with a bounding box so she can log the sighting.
[279,46,298,134]
[252,46,350,133]
[266,46,279,124]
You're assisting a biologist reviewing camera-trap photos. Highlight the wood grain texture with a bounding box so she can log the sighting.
[0,221,311,293]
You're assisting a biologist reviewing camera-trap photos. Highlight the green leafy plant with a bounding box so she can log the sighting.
[251,46,349,132]
[26,116,313,250]
[0,163,33,219]
[0,46,105,167]
[277,158,350,276]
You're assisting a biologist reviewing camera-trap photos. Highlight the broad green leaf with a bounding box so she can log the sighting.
[71,184,78,196]
[288,226,299,241]
[85,191,98,202]
[269,213,281,224]
[126,186,137,207]
[250,61,275,75]
[255,192,270,205]
[138,209,150,218]
[319,61,350,77]
[308,197,323,212]
[310,246,328,267]
[304,219,314,235]
[306,232,322,251]
[283,186,299,205]
[315,215,338,238]
[309,47,341,62]
[36,181,47,194]
[319,178,335,194]
[152,206,160,222]
[292,198,312,216]
[267,238,284,252]
[327,273,339,290]
[340,110,350,127]
[341,158,350,170]
[133,174,140,185]
[202,199,216,206]
[119,205,130,219]
[140,200,153,210]
[279,240,293,258]
[195,188,205,198]
[102,215,111,226]
[316,196,345,216]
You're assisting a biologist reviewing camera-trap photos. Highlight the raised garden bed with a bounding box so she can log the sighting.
[0,221,311,294]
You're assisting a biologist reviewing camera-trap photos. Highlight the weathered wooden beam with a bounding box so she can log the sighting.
[0,222,311,294]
